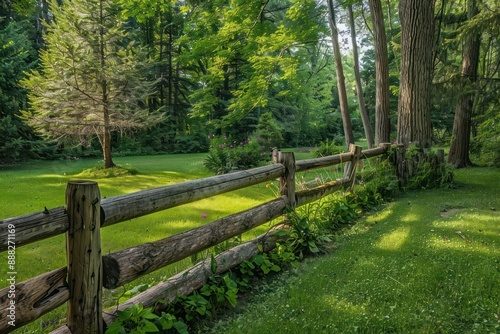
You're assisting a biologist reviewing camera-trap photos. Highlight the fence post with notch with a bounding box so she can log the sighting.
[65,180,103,333]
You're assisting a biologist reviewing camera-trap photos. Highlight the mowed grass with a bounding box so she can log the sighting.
[209,167,500,334]
[0,153,286,332]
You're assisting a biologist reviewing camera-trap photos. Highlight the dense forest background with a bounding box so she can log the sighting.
[1,0,498,167]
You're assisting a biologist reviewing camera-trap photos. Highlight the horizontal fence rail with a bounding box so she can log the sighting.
[0,144,392,333]
[0,164,285,252]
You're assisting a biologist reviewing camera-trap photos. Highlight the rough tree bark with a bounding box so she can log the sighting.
[368,0,391,145]
[327,0,355,148]
[348,4,374,149]
[397,0,436,148]
[99,0,115,168]
[447,0,480,168]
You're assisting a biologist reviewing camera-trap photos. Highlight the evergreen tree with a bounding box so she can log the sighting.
[22,0,163,168]
[255,111,284,153]
[0,18,38,162]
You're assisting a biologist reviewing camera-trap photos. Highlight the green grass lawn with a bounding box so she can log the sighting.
[209,167,500,334]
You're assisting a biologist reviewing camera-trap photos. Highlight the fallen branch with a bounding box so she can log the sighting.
[455,230,471,243]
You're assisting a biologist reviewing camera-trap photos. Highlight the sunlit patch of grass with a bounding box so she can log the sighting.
[400,212,419,222]
[364,203,395,224]
[376,226,410,250]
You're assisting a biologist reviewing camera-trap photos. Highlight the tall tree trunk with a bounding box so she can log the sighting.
[348,5,374,149]
[368,0,391,145]
[397,0,436,148]
[327,0,355,148]
[99,0,114,168]
[448,0,480,167]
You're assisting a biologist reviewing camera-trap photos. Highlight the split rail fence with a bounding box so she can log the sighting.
[0,143,391,333]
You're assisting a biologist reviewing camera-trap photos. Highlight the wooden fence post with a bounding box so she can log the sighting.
[65,181,103,333]
[277,151,296,209]
[345,144,362,187]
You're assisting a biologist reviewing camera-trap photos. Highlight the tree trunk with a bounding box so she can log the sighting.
[447,0,480,168]
[102,125,114,168]
[397,0,436,148]
[368,0,391,145]
[327,0,355,148]
[348,5,374,149]
[99,0,114,169]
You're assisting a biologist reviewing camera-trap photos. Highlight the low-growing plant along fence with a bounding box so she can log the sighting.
[0,143,408,333]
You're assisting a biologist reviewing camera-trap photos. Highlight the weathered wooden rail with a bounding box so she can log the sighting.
[0,143,390,333]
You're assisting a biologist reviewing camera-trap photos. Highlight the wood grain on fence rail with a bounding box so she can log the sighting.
[0,164,285,252]
[0,267,69,334]
[296,152,353,172]
[100,164,284,227]
[102,229,285,325]
[295,178,351,207]
[102,196,288,289]
[0,207,67,252]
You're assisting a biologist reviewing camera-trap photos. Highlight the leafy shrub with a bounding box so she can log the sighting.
[105,304,187,334]
[358,158,399,201]
[312,139,345,158]
[404,160,454,191]
[172,134,210,154]
[277,208,334,259]
[399,146,454,190]
[200,274,239,309]
[471,104,500,167]
[203,135,265,174]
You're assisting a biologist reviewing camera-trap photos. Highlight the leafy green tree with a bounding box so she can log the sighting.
[22,0,163,168]
[118,0,198,151]
[466,0,500,166]
[184,0,326,135]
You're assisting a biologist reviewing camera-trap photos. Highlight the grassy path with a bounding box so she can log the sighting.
[210,167,500,334]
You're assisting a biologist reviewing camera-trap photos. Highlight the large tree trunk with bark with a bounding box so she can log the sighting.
[397,0,436,148]
[349,5,374,149]
[327,0,355,148]
[447,0,480,168]
[368,0,391,145]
